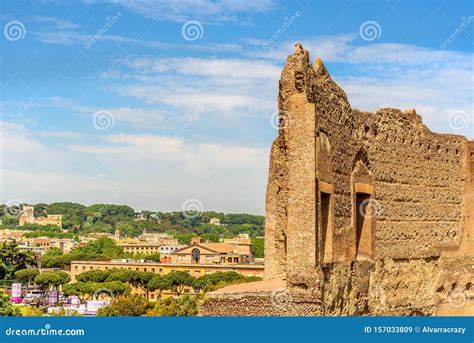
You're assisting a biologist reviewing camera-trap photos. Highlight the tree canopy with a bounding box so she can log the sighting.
[34,271,70,290]
[147,295,197,316]
[0,241,37,279]
[1,202,265,241]
[14,269,40,285]
[0,292,21,316]
[96,295,149,316]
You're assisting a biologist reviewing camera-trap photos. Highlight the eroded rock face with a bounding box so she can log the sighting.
[200,44,473,316]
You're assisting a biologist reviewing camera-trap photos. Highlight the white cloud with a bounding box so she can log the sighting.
[253,35,473,138]
[1,124,268,213]
[43,97,165,129]
[125,57,281,80]
[109,56,279,119]
[108,0,275,22]
[29,15,81,30]
[107,107,164,127]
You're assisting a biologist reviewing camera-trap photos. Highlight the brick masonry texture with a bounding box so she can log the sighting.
[200,44,474,316]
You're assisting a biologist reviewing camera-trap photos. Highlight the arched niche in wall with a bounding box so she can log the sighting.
[316,130,334,265]
[351,148,375,261]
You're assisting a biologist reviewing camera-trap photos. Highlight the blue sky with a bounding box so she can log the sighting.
[1,0,473,214]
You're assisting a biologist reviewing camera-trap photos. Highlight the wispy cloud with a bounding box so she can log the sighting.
[108,56,279,119]
[29,15,81,30]
[1,123,268,212]
[108,0,276,23]
[252,35,474,138]
[43,97,165,129]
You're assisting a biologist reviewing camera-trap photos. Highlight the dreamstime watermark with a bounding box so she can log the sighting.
[3,199,23,218]
[448,287,469,308]
[0,100,34,137]
[4,20,26,41]
[270,110,292,130]
[372,283,387,313]
[359,21,382,42]
[270,288,293,310]
[93,287,115,301]
[358,198,382,219]
[181,198,204,219]
[181,21,204,41]
[440,16,474,49]
[262,11,302,50]
[448,110,471,131]
[5,324,85,337]
[175,104,208,138]
[84,12,122,49]
[92,109,115,130]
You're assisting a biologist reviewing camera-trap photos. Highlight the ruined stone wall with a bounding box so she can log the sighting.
[265,43,469,280]
[201,290,323,316]
[360,109,465,258]
[202,44,472,317]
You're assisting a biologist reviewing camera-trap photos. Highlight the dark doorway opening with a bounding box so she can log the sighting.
[355,192,372,260]
[320,192,331,263]
[191,248,200,263]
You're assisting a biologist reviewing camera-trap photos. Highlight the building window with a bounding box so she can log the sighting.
[191,248,201,263]
[355,192,373,261]
[320,191,332,263]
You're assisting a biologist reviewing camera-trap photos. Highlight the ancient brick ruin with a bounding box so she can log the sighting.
[200,44,474,316]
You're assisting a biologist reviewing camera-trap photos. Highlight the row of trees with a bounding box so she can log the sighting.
[0,241,37,279]
[3,268,261,317]
[65,269,194,301]
[63,269,260,303]
[14,269,70,295]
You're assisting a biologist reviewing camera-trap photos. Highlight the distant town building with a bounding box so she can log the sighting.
[119,243,161,255]
[51,238,77,254]
[159,244,185,255]
[209,218,221,226]
[138,230,178,245]
[116,230,182,255]
[80,232,115,244]
[0,229,30,242]
[18,205,62,228]
[19,236,78,254]
[33,237,51,249]
[223,233,251,246]
[169,235,254,265]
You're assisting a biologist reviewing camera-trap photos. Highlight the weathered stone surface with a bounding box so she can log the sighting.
[200,43,473,316]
